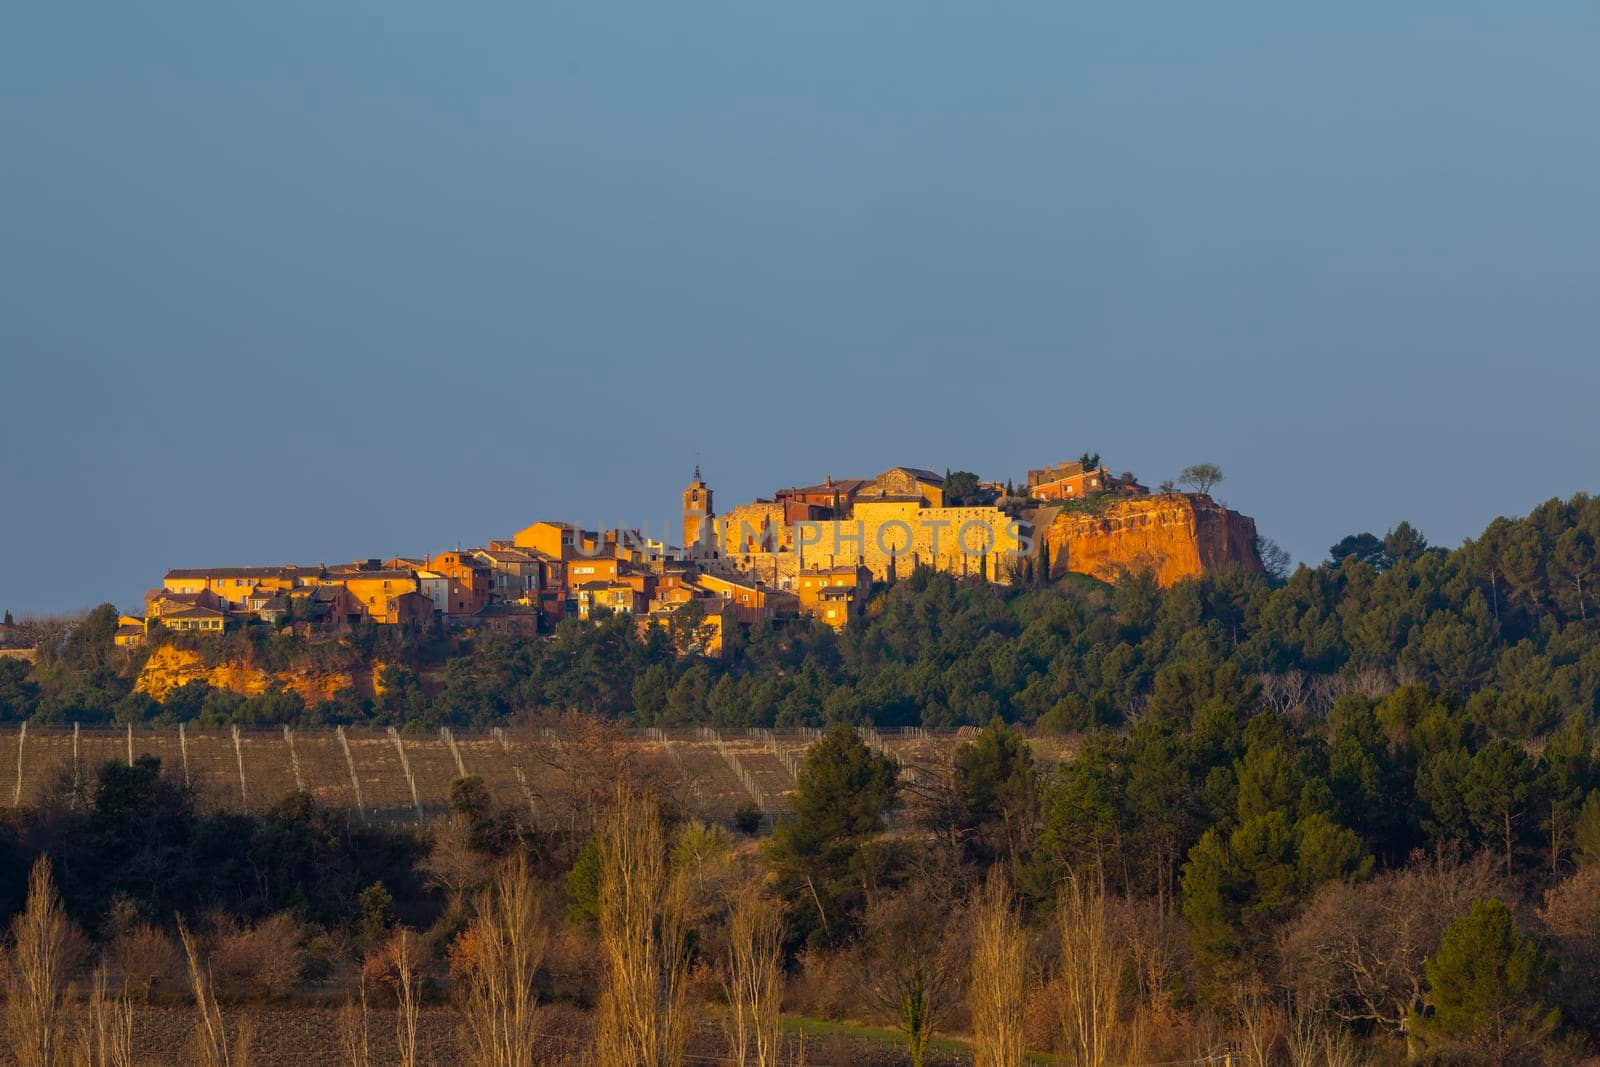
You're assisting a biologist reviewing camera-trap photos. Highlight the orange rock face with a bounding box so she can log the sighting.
[1043,494,1261,587]
[135,645,375,704]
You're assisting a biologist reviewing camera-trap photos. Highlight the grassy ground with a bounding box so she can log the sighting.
[784,1013,973,1054]
[782,1014,1066,1064]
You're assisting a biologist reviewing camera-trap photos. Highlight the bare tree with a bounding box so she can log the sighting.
[1256,537,1293,581]
[76,967,135,1067]
[3,857,72,1067]
[1261,671,1310,718]
[860,881,963,1067]
[1282,996,1362,1067]
[1231,986,1285,1067]
[337,977,372,1067]
[721,883,784,1067]
[383,929,423,1067]
[457,854,549,1067]
[177,918,252,1067]
[595,787,693,1067]
[968,871,1026,1067]
[1538,866,1600,1035]
[1056,873,1122,1067]
[534,713,667,832]
[1279,851,1501,1053]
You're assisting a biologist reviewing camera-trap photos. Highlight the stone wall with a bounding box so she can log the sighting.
[795,501,1026,584]
[716,501,789,555]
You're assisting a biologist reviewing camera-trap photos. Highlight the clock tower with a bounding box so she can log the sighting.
[683,465,715,556]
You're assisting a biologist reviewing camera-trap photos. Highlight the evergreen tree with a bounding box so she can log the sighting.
[1328,532,1389,569]
[764,724,898,945]
[1464,740,1543,877]
[1411,898,1559,1060]
[1383,521,1429,564]
[1574,789,1600,867]
[953,718,1038,869]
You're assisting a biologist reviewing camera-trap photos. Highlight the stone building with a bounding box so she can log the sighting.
[682,466,715,555]
[693,468,1031,589]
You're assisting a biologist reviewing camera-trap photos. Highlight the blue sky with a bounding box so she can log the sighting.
[3,3,1598,615]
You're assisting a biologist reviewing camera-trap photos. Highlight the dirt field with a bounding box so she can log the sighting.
[0,1003,970,1066]
[0,724,1077,829]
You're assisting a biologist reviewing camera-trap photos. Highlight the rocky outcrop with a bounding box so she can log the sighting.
[135,645,381,703]
[1041,494,1261,587]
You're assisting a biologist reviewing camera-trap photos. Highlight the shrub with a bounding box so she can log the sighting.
[732,804,762,836]
[107,924,183,1002]
[208,913,305,999]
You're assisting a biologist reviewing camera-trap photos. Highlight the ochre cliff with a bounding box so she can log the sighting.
[136,645,384,703]
[1041,494,1261,587]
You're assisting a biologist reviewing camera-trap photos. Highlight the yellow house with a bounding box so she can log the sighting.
[576,580,645,619]
[162,567,312,610]
[159,605,231,634]
[796,564,871,630]
[114,615,147,647]
[145,588,222,619]
[333,570,423,624]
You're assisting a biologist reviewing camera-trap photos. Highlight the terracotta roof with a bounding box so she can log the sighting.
[160,606,226,620]
[164,566,310,580]
[883,466,944,484]
[786,478,868,496]
[476,548,536,563]
[148,591,209,605]
[330,570,417,581]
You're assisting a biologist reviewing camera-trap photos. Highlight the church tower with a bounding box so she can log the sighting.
[683,464,715,556]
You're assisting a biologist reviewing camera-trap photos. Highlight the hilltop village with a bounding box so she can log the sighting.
[119,457,1263,658]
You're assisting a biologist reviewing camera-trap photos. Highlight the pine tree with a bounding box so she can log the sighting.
[1574,789,1600,866]
[1410,898,1559,1060]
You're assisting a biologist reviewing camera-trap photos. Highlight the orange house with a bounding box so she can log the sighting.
[162,566,312,610]
[336,570,424,624]
[427,552,492,616]
[775,476,869,523]
[796,564,872,630]
[695,572,798,625]
[564,556,620,589]
[1027,464,1149,502]
[512,521,613,561]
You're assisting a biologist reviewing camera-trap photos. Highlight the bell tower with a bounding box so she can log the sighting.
[683,464,715,556]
